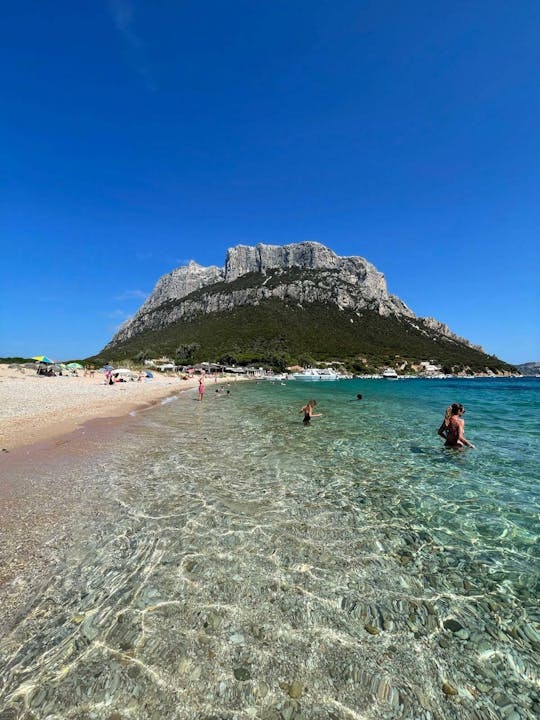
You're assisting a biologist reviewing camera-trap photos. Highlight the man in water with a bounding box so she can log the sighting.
[444,403,475,449]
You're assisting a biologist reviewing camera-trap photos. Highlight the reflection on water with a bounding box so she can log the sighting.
[0,379,538,719]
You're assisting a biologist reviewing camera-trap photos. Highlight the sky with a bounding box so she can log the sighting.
[1,1,538,364]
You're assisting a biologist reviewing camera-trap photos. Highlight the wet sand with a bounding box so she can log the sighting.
[0,364,220,451]
[0,365,244,633]
[0,416,121,632]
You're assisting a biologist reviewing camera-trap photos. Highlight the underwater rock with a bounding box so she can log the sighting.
[233,666,251,681]
[287,681,303,699]
[442,682,458,696]
[443,618,464,633]
[364,624,380,635]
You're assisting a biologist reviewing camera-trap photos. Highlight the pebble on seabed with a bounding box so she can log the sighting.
[442,682,458,696]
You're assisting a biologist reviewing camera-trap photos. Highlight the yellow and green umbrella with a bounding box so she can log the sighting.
[32,355,54,364]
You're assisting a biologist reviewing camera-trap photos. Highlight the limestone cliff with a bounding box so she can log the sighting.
[109,242,415,346]
[140,261,224,313]
[105,241,481,355]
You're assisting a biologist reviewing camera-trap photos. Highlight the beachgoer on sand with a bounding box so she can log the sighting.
[443,403,475,449]
[198,377,205,401]
[300,399,322,425]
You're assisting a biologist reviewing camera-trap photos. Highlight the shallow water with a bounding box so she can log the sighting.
[0,378,538,719]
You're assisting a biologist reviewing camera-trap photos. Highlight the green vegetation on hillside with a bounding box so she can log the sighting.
[0,357,35,364]
[89,299,513,374]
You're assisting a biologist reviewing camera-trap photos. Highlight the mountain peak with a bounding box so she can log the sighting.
[99,241,512,374]
[224,241,340,280]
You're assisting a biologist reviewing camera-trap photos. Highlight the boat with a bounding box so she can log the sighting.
[292,368,340,381]
[261,373,289,381]
[318,368,340,381]
[382,368,399,379]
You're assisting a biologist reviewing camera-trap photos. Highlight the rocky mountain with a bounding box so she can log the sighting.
[98,242,513,373]
[516,362,540,376]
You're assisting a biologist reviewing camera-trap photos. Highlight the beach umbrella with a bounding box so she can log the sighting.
[32,355,54,364]
[67,362,83,369]
[145,370,154,378]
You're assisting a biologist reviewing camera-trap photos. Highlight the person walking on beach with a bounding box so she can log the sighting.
[443,403,475,449]
[300,399,322,425]
[198,376,205,401]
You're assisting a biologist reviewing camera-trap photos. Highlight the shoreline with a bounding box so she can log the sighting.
[0,367,245,633]
[0,373,537,718]
[0,365,241,454]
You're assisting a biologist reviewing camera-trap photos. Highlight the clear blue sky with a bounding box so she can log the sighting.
[1,1,538,364]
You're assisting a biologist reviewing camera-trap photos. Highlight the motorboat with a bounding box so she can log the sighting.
[292,368,340,381]
[292,369,321,381]
[382,368,399,379]
[261,373,289,381]
[318,368,340,380]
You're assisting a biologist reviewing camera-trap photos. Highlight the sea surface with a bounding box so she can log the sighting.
[0,377,538,720]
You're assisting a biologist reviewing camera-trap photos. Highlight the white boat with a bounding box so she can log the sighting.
[292,368,340,381]
[261,373,289,381]
[318,368,340,381]
[382,368,399,379]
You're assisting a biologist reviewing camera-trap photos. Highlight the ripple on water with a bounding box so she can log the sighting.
[0,379,538,719]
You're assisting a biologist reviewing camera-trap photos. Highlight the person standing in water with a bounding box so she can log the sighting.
[198,376,205,401]
[300,399,322,425]
[444,403,475,449]
[437,405,453,439]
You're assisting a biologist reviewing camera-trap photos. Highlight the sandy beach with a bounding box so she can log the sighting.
[0,364,232,452]
[0,364,242,633]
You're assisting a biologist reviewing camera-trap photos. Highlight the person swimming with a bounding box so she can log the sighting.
[300,399,322,425]
[444,403,475,449]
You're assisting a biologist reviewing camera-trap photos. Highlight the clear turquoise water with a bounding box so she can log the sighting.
[0,378,538,719]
